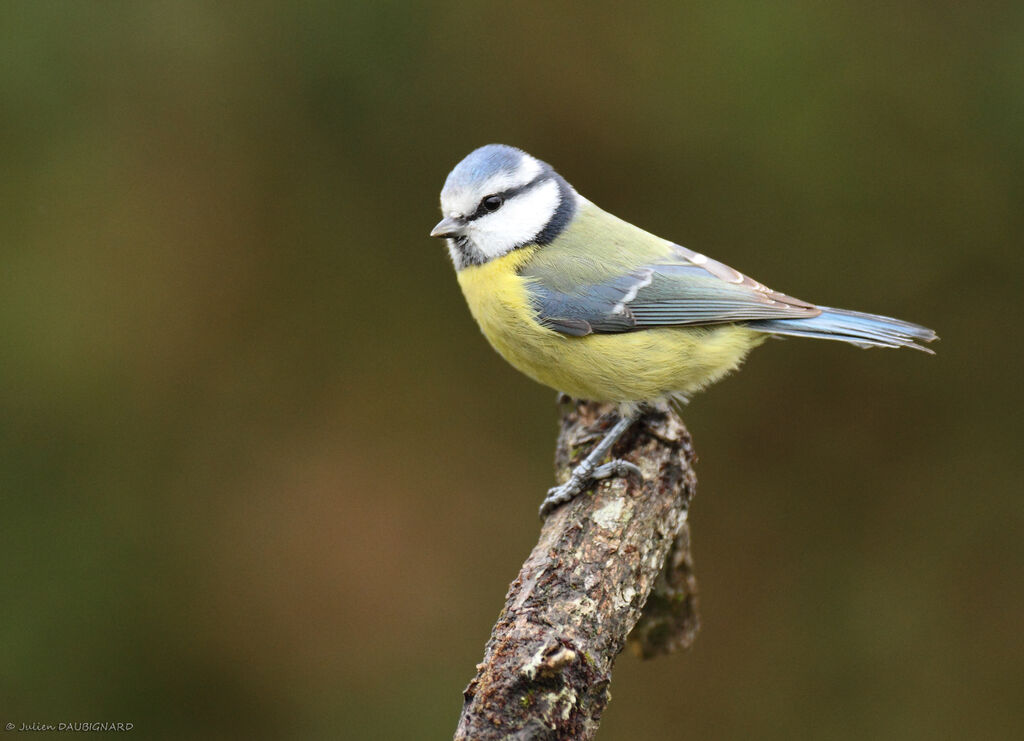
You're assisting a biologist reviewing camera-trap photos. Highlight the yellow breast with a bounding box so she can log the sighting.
[455,248,764,403]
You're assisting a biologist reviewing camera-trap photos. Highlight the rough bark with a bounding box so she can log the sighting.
[453,400,699,741]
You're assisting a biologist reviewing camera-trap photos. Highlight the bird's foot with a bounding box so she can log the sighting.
[591,459,643,480]
[538,458,643,519]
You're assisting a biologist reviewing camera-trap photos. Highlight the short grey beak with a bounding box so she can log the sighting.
[430,216,462,239]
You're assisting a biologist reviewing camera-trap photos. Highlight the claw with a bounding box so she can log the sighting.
[539,458,644,518]
[538,410,643,519]
[592,459,643,480]
[539,482,579,518]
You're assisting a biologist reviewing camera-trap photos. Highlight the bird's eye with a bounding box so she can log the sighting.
[481,195,504,212]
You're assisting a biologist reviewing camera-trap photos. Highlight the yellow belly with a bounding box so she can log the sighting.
[456,248,765,403]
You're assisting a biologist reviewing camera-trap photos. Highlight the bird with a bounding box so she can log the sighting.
[429,144,936,517]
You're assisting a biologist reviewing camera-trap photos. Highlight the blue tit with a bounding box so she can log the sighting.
[430,144,936,516]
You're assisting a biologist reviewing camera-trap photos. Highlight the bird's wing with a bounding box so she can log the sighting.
[522,240,821,337]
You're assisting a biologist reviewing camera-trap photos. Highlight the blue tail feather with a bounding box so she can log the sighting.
[748,306,937,353]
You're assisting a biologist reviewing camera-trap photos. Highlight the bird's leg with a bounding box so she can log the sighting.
[539,409,644,518]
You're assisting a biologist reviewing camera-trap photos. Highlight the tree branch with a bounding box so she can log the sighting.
[454,400,700,740]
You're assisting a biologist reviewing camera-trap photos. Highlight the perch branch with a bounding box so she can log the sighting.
[454,400,700,741]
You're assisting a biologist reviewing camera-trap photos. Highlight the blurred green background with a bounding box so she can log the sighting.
[2,2,1021,739]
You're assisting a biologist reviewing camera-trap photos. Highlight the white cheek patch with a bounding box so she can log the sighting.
[467,179,560,259]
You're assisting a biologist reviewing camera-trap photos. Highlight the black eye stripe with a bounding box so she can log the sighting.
[466,172,551,221]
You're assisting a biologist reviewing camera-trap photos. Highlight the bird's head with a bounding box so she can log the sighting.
[430,144,578,269]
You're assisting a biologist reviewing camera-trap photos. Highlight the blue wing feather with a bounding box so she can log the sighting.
[523,248,819,334]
